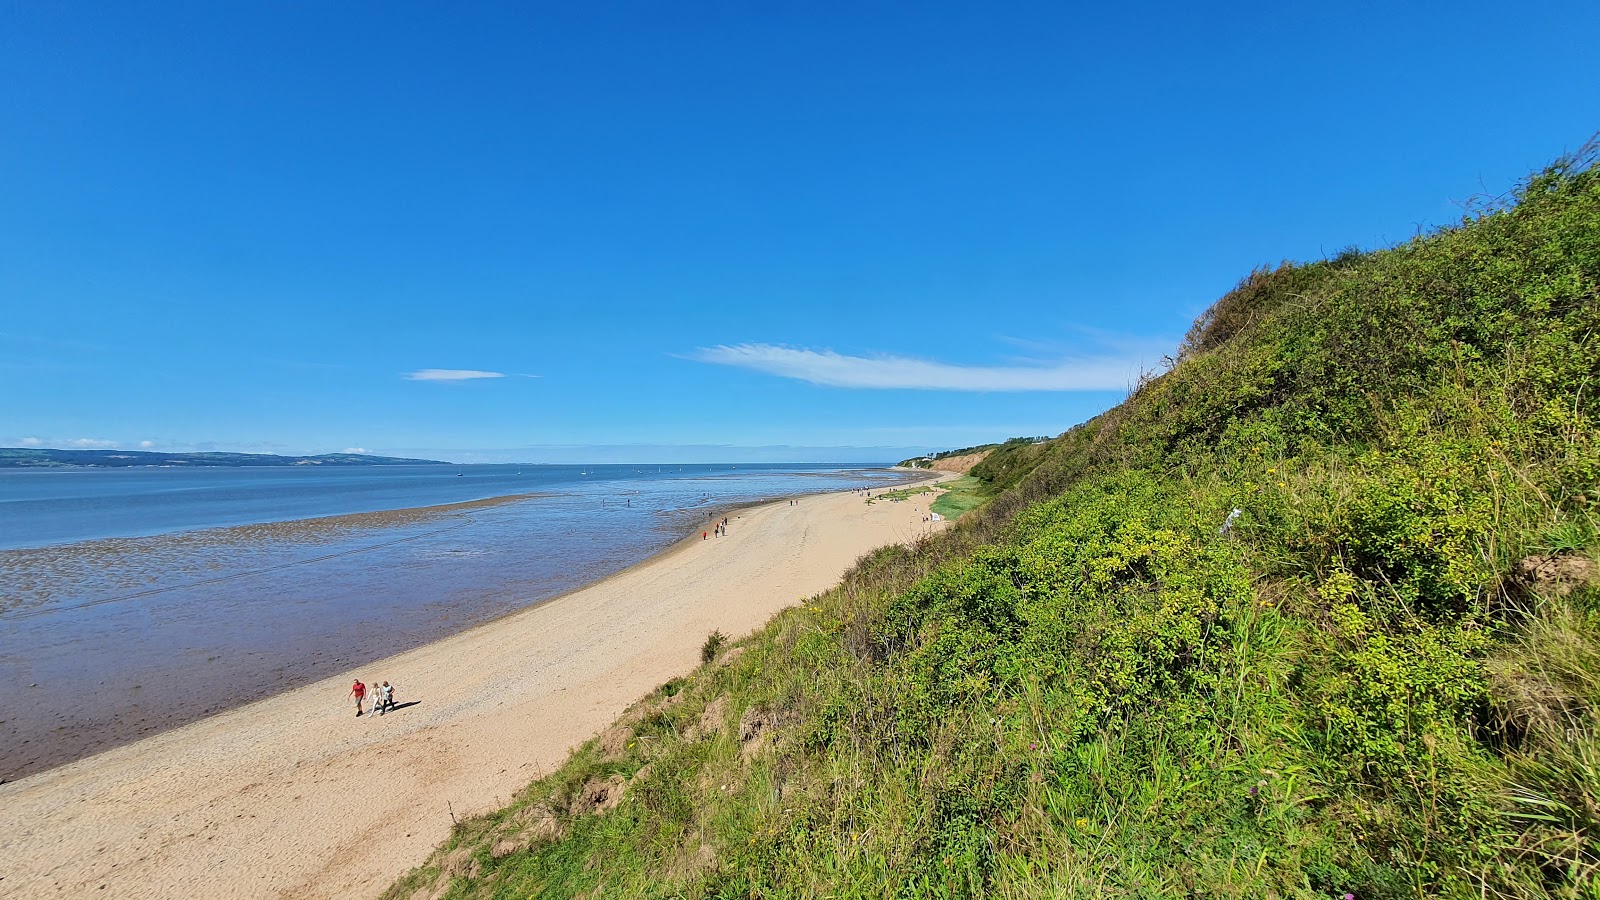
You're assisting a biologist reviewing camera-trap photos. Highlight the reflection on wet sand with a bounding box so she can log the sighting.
[0,493,546,618]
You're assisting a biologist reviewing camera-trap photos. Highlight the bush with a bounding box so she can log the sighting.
[700,629,727,664]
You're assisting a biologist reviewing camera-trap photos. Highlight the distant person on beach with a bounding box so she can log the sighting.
[350,679,366,717]
[379,681,395,715]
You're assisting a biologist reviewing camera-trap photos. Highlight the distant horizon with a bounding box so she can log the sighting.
[0,444,943,466]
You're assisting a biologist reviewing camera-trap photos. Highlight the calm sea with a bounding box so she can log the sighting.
[0,462,917,780]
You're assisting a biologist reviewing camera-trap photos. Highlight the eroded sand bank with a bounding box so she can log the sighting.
[0,478,948,899]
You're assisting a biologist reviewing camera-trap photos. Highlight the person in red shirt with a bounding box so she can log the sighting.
[349,679,367,717]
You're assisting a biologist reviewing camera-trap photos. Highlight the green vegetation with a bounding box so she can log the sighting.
[700,630,727,665]
[867,478,989,520]
[900,438,1052,469]
[929,475,988,520]
[897,444,996,468]
[870,484,938,502]
[388,144,1600,900]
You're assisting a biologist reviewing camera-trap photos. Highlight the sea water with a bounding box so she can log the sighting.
[0,463,918,780]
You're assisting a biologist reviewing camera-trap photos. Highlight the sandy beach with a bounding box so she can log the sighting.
[0,477,947,899]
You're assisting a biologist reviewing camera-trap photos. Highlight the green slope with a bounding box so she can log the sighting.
[389,143,1600,900]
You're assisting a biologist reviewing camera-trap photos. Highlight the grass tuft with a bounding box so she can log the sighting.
[701,630,727,665]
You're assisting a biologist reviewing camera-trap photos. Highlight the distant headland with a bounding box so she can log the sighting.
[0,448,449,468]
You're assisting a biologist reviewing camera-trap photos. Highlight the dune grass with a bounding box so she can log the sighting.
[870,478,988,522]
[929,475,989,520]
[870,484,938,503]
[387,143,1600,900]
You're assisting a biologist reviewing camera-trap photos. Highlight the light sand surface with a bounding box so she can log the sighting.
[0,477,948,900]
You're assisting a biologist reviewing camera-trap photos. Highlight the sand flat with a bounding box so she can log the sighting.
[0,478,947,899]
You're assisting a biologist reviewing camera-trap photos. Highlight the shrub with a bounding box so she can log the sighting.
[700,629,727,664]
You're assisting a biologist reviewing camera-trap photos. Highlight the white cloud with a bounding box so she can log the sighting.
[689,344,1153,392]
[343,447,368,454]
[139,440,155,449]
[19,436,42,447]
[66,438,118,449]
[405,369,506,382]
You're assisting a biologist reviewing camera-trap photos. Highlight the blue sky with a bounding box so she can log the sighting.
[2,2,1596,463]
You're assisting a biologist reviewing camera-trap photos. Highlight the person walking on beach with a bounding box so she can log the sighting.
[350,679,367,717]
[378,681,395,715]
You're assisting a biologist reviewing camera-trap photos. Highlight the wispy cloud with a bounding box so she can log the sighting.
[139,440,155,449]
[19,436,43,447]
[343,447,368,454]
[0,331,114,353]
[688,344,1154,392]
[66,437,119,449]
[404,369,506,382]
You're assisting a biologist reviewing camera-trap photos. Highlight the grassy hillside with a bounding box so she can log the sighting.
[388,145,1599,900]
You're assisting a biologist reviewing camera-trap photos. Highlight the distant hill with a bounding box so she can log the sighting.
[0,448,449,468]
[897,436,1051,470]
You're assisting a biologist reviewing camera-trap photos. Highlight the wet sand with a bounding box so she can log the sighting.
[0,477,948,899]
[1,493,548,618]
[0,493,552,780]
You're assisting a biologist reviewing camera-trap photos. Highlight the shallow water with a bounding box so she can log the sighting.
[0,463,916,780]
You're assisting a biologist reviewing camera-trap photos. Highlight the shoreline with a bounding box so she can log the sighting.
[0,474,950,899]
[1,492,558,781]
[0,462,904,552]
[1,473,922,781]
